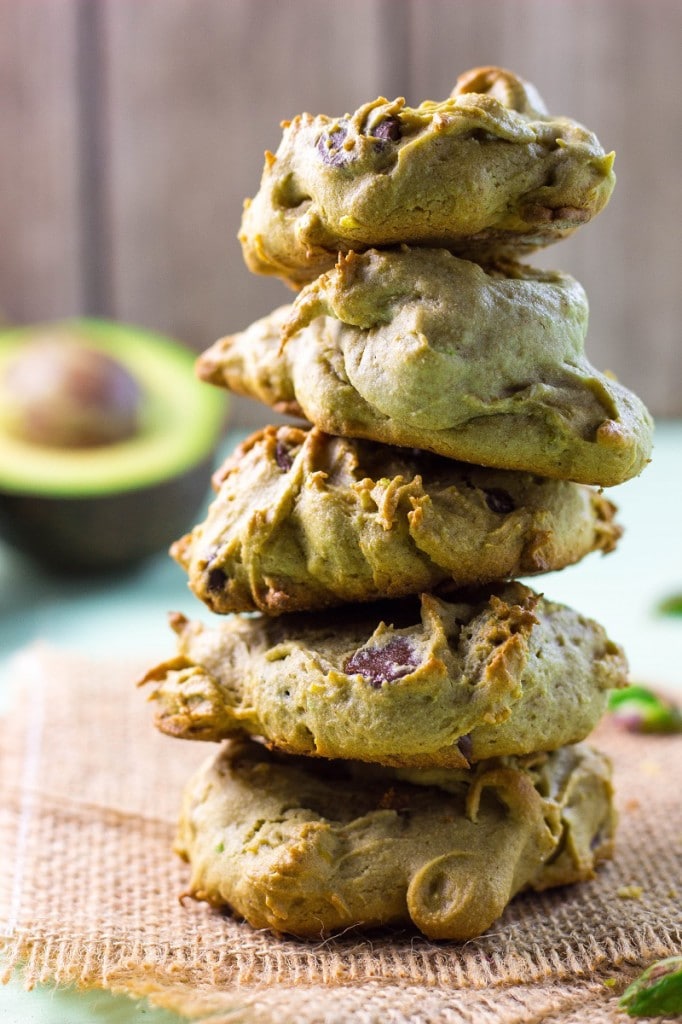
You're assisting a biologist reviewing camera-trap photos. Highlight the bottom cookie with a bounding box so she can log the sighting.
[176,737,615,941]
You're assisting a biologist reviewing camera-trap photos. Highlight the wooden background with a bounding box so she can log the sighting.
[2,0,681,427]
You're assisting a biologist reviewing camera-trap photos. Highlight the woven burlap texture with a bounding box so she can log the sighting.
[1,644,680,1024]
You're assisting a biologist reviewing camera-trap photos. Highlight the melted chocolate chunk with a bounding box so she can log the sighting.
[369,115,402,142]
[274,440,294,472]
[206,567,227,593]
[344,635,421,687]
[484,488,515,515]
[316,121,350,167]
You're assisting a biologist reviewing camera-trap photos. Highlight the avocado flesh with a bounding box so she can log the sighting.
[0,319,227,570]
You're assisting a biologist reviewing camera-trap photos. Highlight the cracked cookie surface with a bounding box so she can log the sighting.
[198,249,653,486]
[239,66,615,287]
[175,736,615,940]
[141,582,627,768]
[172,424,621,615]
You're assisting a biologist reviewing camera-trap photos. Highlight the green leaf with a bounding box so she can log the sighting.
[619,956,682,1016]
[608,685,682,734]
[657,593,682,616]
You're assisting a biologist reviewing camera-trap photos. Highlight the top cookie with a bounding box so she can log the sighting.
[239,66,616,287]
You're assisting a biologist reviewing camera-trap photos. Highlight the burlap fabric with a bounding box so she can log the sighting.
[1,645,680,1023]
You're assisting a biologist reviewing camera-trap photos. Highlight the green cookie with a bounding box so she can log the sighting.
[141,582,627,768]
[173,424,621,615]
[175,737,615,940]
[240,66,615,287]
[199,250,653,486]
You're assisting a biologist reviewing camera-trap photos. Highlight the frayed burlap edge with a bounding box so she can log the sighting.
[1,645,681,1024]
[0,965,660,1024]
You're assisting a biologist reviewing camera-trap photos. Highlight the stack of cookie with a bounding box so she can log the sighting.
[141,67,653,941]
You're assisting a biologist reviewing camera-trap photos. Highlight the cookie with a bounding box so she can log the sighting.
[239,66,615,287]
[175,736,615,940]
[197,249,653,487]
[172,424,621,615]
[141,582,627,768]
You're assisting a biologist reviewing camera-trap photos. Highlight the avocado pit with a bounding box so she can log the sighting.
[0,329,143,449]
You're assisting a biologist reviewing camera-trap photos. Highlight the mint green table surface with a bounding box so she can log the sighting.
[1,423,681,1022]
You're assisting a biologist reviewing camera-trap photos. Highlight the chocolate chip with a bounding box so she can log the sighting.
[590,828,605,851]
[316,121,350,167]
[457,734,473,763]
[469,127,498,143]
[369,115,401,142]
[344,635,421,687]
[206,567,227,593]
[274,440,294,472]
[484,488,515,514]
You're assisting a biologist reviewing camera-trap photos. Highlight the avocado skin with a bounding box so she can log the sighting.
[0,455,214,572]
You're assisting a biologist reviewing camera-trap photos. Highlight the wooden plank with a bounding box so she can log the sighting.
[99,0,396,427]
[407,0,682,417]
[4,0,675,418]
[0,0,84,325]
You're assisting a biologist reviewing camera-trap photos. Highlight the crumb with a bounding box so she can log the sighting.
[616,884,644,900]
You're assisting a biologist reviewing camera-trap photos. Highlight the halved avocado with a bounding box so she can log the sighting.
[0,318,227,571]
